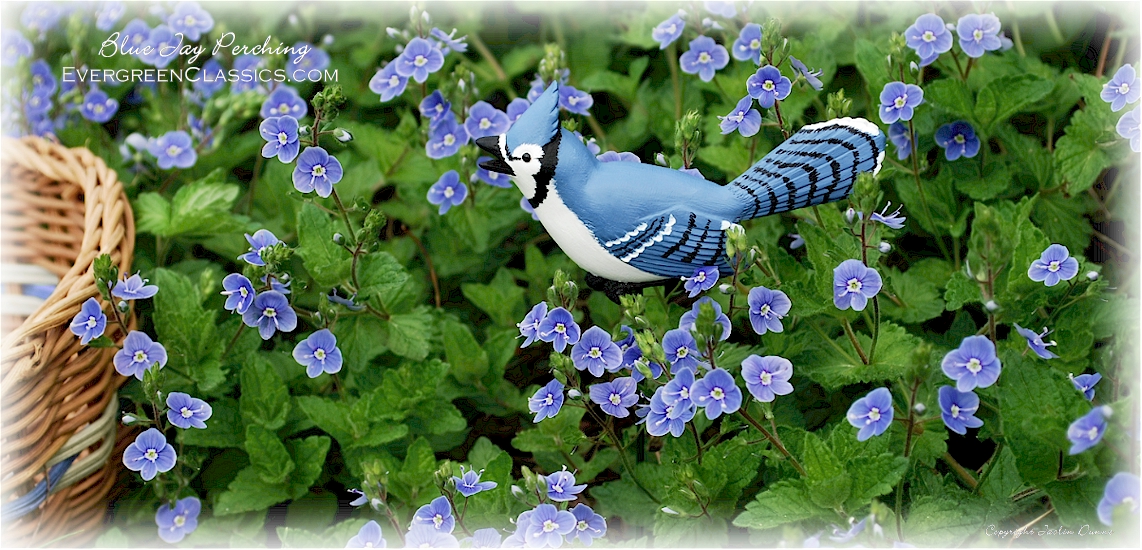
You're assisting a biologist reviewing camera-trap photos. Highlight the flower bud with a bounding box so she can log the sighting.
[661,507,680,515]
[122,414,136,425]
[118,300,128,312]
[913,403,926,414]
[422,11,431,23]
[567,389,582,399]
[511,485,526,499]
[845,208,856,224]
[984,300,999,312]
[333,233,343,244]
[323,34,334,46]
[298,125,310,135]
[878,242,891,253]
[386,27,401,38]
[1100,405,1113,418]
[656,152,668,166]
[910,61,919,73]
[1086,271,1099,281]
[457,78,466,91]
[333,128,353,142]
[718,283,732,294]
[288,13,299,26]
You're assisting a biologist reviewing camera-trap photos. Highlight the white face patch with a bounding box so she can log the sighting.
[503,135,545,200]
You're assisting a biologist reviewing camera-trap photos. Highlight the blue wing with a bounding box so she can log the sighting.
[728,117,885,222]
[599,212,732,278]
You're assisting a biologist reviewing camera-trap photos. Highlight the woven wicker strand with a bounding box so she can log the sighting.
[1,136,135,547]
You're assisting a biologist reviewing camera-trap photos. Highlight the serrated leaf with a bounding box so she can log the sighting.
[179,398,243,448]
[924,79,975,121]
[332,315,388,372]
[245,424,295,484]
[296,203,352,288]
[240,355,290,430]
[797,322,922,390]
[512,407,587,454]
[944,271,981,311]
[904,492,988,546]
[152,268,226,393]
[461,268,526,328]
[214,466,293,515]
[733,480,829,530]
[380,308,433,360]
[357,252,409,307]
[440,318,489,385]
[881,268,945,323]
[801,431,851,509]
[975,74,1054,132]
[286,435,331,499]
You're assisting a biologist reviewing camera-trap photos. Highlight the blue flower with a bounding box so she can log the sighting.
[680,36,729,82]
[517,302,549,348]
[956,13,1003,58]
[96,2,126,31]
[259,115,300,163]
[741,355,794,402]
[833,259,882,311]
[194,58,226,97]
[166,391,213,429]
[681,266,719,297]
[747,286,791,335]
[70,297,107,344]
[524,504,577,548]
[474,157,513,187]
[21,2,61,34]
[502,511,532,548]
[747,65,792,108]
[559,85,594,116]
[621,343,664,382]
[452,466,497,497]
[1103,65,1141,112]
[293,147,343,197]
[905,14,953,66]
[327,289,364,311]
[396,37,445,83]
[846,387,894,441]
[427,170,468,215]
[426,113,469,159]
[889,122,912,160]
[156,496,200,543]
[691,368,742,419]
[167,2,213,41]
[941,335,1001,391]
[238,229,280,266]
[661,368,696,417]
[294,329,343,378]
[641,386,695,437]
[286,42,330,77]
[878,81,924,124]
[121,18,152,57]
[430,27,468,55]
[138,25,178,68]
[718,95,762,138]
[1116,106,1140,152]
[934,121,980,161]
[870,202,906,229]
[589,377,638,418]
[242,290,297,340]
[538,307,581,353]
[704,1,736,17]
[529,379,565,422]
[369,63,408,102]
[597,151,640,163]
[112,272,158,300]
[1012,323,1058,359]
[1027,244,1080,287]
[24,89,52,117]
[470,528,501,548]
[264,274,290,295]
[662,328,701,373]
[789,56,824,91]
[404,525,458,548]
[520,196,539,221]
[937,386,983,435]
[615,325,635,350]
[1067,406,1110,455]
[543,468,587,502]
[347,520,386,548]
[569,504,607,546]
[261,85,307,119]
[1071,373,1102,401]
[731,23,763,65]
[2,32,33,66]
[571,326,623,376]
[651,14,685,50]
[419,90,451,125]
[231,54,264,93]
[413,496,455,533]
[506,97,530,122]
[123,428,176,481]
[1098,472,1140,526]
[30,59,56,95]
[114,331,168,379]
[679,297,731,341]
[465,101,510,139]
[149,130,197,169]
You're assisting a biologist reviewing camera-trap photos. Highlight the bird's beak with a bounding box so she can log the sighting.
[476,135,514,176]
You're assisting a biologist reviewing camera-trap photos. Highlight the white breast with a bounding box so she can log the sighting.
[534,184,665,283]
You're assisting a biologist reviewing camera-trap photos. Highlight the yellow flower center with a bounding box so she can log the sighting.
[134,350,148,363]
[760,371,772,385]
[315,349,326,360]
[166,145,181,157]
[966,358,982,374]
[922,30,935,42]
[868,407,881,421]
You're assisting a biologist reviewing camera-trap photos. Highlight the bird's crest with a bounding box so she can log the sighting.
[506,81,560,151]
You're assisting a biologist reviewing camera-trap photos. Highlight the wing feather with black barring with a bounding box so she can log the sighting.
[600,212,733,279]
[727,117,886,222]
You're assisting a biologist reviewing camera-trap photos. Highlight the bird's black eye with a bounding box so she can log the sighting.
[522,153,531,162]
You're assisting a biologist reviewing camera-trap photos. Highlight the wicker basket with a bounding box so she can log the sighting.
[1,136,136,546]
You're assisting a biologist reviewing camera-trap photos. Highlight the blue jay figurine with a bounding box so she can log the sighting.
[476,82,886,302]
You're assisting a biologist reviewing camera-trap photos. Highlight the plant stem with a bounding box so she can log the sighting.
[907,120,951,261]
[468,33,506,82]
[842,318,869,364]
[223,323,245,357]
[942,452,978,490]
[973,441,1004,495]
[869,297,880,364]
[667,42,682,120]
[405,228,442,309]
[689,423,704,464]
[739,406,806,476]
[329,188,355,243]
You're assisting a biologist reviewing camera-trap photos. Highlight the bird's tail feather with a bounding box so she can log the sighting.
[728,118,885,222]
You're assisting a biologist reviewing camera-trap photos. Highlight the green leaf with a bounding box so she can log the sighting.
[908,427,948,469]
[924,79,975,121]
[391,437,437,504]
[135,170,242,237]
[245,424,295,484]
[285,435,332,499]
[152,268,226,393]
[1044,475,1104,528]
[296,202,352,288]
[214,466,293,515]
[845,452,908,510]
[733,480,830,530]
[380,308,434,360]
[801,431,851,509]
[975,74,1054,132]
[880,268,945,324]
[134,193,172,236]
[944,271,982,311]
[356,252,410,307]
[332,315,388,372]
[797,322,923,390]
[854,39,892,102]
[904,492,988,546]
[953,161,1011,201]
[440,318,489,385]
[512,407,587,454]
[296,395,409,450]
[179,398,243,448]
[240,355,291,431]
[461,268,526,328]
